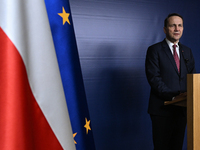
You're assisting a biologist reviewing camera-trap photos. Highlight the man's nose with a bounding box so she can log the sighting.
[175,25,179,31]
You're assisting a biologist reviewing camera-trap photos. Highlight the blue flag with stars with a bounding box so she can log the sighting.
[44,0,96,150]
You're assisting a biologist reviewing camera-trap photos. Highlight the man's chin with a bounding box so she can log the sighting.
[172,37,181,43]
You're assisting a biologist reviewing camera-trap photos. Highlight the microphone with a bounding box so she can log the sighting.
[181,50,189,73]
[184,59,189,64]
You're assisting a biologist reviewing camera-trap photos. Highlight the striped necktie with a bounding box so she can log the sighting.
[173,45,180,73]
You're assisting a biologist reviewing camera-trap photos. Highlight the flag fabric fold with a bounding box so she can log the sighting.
[45,0,96,150]
[0,0,78,149]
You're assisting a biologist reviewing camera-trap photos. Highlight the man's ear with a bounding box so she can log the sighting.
[163,27,167,34]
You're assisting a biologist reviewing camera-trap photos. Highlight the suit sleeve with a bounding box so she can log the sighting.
[145,46,179,101]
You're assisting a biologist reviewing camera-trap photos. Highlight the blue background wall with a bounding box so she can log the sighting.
[69,0,200,149]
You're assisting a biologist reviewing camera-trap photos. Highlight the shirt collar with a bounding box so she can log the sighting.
[165,38,179,49]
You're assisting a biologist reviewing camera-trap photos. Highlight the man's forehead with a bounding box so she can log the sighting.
[168,16,183,24]
[168,16,183,21]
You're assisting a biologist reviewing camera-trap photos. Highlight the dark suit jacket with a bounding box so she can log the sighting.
[145,39,196,116]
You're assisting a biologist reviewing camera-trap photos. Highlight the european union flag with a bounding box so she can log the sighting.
[44,1,96,150]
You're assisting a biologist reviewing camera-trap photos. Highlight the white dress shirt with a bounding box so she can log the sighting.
[165,38,180,58]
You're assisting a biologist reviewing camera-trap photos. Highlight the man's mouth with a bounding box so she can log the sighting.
[174,33,180,36]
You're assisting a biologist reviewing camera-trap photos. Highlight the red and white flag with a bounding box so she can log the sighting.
[0,0,76,149]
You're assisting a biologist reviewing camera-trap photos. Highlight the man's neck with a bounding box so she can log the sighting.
[165,38,179,45]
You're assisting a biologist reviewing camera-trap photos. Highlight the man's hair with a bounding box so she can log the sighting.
[164,13,183,27]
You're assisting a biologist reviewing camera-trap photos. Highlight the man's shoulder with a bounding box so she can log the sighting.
[148,40,166,50]
[149,41,162,48]
[179,42,191,50]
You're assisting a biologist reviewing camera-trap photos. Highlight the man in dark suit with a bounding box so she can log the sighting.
[145,13,196,150]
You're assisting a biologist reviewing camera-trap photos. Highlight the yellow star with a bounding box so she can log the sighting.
[84,118,91,134]
[58,7,70,25]
[73,132,77,144]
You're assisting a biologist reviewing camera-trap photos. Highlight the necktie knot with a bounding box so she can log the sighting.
[173,44,177,49]
[173,45,177,54]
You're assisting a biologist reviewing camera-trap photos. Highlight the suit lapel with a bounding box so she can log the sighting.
[179,43,188,77]
[161,40,180,75]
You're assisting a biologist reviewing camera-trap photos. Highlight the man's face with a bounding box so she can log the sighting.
[164,16,183,44]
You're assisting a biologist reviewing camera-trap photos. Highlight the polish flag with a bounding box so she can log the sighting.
[0,0,76,149]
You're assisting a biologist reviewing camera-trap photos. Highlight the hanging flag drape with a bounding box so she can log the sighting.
[45,0,96,150]
[0,0,78,149]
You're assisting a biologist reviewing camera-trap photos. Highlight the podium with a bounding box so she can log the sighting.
[187,74,200,150]
[164,74,200,150]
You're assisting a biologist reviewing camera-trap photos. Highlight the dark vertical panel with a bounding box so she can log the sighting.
[69,0,200,149]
